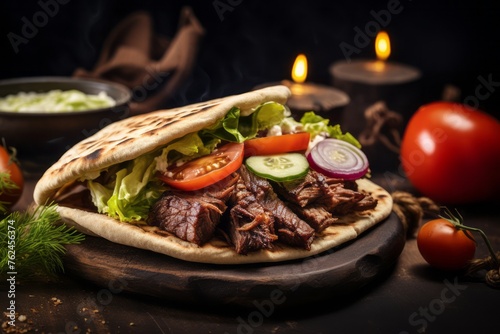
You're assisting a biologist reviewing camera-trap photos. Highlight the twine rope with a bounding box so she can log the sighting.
[358,101,403,154]
[465,252,500,288]
[391,191,440,237]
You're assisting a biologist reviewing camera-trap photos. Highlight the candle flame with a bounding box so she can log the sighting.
[292,54,308,83]
[375,31,391,61]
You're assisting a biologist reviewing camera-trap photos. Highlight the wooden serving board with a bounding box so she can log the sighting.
[63,212,405,308]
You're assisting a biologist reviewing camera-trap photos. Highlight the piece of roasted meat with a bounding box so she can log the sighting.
[147,175,238,245]
[147,166,377,253]
[225,175,277,254]
[272,170,378,232]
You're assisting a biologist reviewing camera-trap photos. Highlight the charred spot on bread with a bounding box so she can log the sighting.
[86,148,103,161]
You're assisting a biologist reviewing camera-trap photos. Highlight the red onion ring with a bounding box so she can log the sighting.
[306,138,369,180]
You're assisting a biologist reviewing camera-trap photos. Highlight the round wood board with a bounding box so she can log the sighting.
[63,212,405,308]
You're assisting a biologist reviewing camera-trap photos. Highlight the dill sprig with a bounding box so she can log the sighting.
[0,204,85,279]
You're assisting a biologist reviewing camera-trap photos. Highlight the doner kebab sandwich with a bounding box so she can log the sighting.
[34,86,392,264]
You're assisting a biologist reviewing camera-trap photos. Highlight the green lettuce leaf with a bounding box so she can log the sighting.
[88,154,166,222]
[86,101,286,222]
[202,102,285,142]
[201,107,244,142]
[299,111,361,148]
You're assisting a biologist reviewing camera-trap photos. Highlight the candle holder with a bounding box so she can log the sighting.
[329,59,422,139]
[254,80,350,123]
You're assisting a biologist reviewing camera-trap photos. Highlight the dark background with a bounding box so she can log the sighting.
[1,0,500,116]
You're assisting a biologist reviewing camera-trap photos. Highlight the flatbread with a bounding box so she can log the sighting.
[55,179,391,264]
[34,85,291,204]
[34,85,393,265]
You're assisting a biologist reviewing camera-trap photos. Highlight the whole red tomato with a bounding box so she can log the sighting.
[0,146,24,207]
[417,218,476,271]
[400,102,500,204]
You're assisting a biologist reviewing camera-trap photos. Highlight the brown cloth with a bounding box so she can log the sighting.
[73,7,205,115]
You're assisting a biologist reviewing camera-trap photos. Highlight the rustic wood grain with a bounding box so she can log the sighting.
[63,212,405,308]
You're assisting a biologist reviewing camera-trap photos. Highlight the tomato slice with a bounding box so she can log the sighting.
[244,132,310,157]
[158,143,244,191]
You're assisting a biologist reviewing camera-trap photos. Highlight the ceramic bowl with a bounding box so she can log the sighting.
[0,76,131,170]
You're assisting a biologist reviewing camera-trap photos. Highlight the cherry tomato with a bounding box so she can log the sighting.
[0,146,24,207]
[244,132,310,157]
[417,218,476,271]
[159,143,244,191]
[400,102,500,204]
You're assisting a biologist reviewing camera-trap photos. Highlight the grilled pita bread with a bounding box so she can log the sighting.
[55,179,392,264]
[34,85,291,204]
[34,85,393,264]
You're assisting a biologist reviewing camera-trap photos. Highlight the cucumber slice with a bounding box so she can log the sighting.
[245,153,309,182]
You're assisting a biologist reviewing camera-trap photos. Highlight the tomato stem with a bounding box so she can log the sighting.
[440,207,500,268]
[2,138,20,166]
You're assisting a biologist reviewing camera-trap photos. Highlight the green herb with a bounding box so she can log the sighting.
[1,204,85,279]
[0,171,20,215]
[299,111,361,148]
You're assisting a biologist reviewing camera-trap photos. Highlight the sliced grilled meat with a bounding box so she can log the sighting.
[274,170,325,207]
[148,193,226,245]
[288,204,338,232]
[147,175,238,245]
[273,170,377,230]
[227,177,277,254]
[325,184,377,215]
[352,193,378,212]
[324,176,358,191]
[238,166,315,250]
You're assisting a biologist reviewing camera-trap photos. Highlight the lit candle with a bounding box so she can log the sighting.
[256,54,349,122]
[329,31,421,136]
[331,32,419,85]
